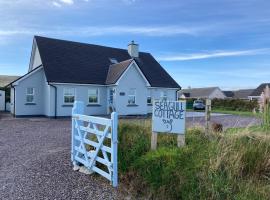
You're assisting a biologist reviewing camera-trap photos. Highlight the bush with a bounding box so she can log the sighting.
[212,98,258,112]
[118,121,270,199]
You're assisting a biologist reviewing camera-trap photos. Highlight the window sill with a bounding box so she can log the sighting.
[87,104,101,107]
[127,104,138,107]
[25,103,36,105]
[62,104,73,107]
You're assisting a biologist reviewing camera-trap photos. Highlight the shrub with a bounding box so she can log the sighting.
[212,98,258,112]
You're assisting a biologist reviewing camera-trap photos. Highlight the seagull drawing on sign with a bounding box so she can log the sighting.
[162,119,173,132]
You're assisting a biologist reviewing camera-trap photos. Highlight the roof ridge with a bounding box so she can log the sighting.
[34,35,151,54]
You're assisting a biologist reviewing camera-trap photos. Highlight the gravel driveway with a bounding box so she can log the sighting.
[0,113,122,200]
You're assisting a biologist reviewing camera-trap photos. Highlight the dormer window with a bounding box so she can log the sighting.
[109,58,118,64]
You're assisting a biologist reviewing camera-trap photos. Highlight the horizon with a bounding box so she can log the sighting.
[1,0,270,90]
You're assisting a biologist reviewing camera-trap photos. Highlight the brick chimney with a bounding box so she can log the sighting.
[128,40,139,58]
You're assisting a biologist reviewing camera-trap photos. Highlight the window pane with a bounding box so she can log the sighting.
[88,89,98,103]
[128,96,135,104]
[27,88,34,95]
[26,95,34,103]
[64,88,74,96]
[89,96,98,103]
[147,96,152,104]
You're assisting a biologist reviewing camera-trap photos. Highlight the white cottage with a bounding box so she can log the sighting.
[8,36,180,117]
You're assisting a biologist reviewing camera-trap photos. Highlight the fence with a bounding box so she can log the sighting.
[71,101,118,187]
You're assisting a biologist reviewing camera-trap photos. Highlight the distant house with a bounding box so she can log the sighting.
[179,87,226,99]
[223,89,254,100]
[249,83,270,100]
[0,75,20,88]
[8,36,180,117]
[0,75,20,111]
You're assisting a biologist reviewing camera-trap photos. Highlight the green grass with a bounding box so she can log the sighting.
[187,108,261,117]
[117,122,270,200]
[212,109,261,117]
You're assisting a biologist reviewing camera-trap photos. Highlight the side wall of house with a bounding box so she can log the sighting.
[114,63,148,115]
[54,84,107,117]
[147,88,178,113]
[209,88,226,99]
[14,68,47,116]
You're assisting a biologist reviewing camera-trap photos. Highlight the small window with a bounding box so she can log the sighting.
[109,88,114,104]
[88,89,99,104]
[128,88,136,105]
[64,88,75,104]
[26,87,34,103]
[161,90,167,101]
[147,90,152,105]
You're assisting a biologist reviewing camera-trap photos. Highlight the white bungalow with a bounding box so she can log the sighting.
[8,36,180,117]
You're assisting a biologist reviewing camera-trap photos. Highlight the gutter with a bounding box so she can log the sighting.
[48,83,57,119]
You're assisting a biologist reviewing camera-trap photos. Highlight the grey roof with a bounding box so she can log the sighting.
[234,89,254,99]
[223,91,234,98]
[250,83,270,96]
[35,36,180,88]
[223,89,254,99]
[106,59,133,84]
[179,87,220,98]
[0,75,20,87]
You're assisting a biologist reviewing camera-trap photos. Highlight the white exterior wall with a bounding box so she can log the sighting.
[14,68,47,116]
[114,63,148,115]
[147,88,178,113]
[54,84,107,117]
[0,90,5,111]
[32,46,42,70]
[209,88,226,99]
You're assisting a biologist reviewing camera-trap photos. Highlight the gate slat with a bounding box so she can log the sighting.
[92,166,111,181]
[74,136,112,153]
[79,126,112,139]
[74,146,111,166]
[73,114,111,126]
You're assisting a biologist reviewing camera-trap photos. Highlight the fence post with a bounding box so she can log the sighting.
[72,101,84,166]
[205,99,211,134]
[151,132,158,150]
[111,112,118,187]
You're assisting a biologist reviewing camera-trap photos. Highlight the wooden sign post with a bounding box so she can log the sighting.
[151,100,186,150]
[205,99,211,134]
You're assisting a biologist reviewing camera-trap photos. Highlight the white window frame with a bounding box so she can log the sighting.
[128,88,136,105]
[88,88,99,104]
[26,87,35,103]
[161,90,168,101]
[147,90,152,105]
[63,88,75,105]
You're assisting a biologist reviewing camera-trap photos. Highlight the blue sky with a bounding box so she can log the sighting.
[0,0,270,90]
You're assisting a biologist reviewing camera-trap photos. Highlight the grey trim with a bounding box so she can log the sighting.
[126,104,138,107]
[25,103,36,105]
[62,104,73,107]
[87,104,101,107]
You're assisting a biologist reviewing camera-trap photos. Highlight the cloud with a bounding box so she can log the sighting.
[52,1,62,7]
[0,25,203,39]
[158,49,270,61]
[59,0,74,5]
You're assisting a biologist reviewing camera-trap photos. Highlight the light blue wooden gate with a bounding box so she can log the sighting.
[71,101,118,187]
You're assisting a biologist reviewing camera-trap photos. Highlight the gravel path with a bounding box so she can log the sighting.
[0,114,122,200]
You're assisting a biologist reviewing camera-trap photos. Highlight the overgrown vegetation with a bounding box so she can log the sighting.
[211,98,258,112]
[118,122,270,200]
